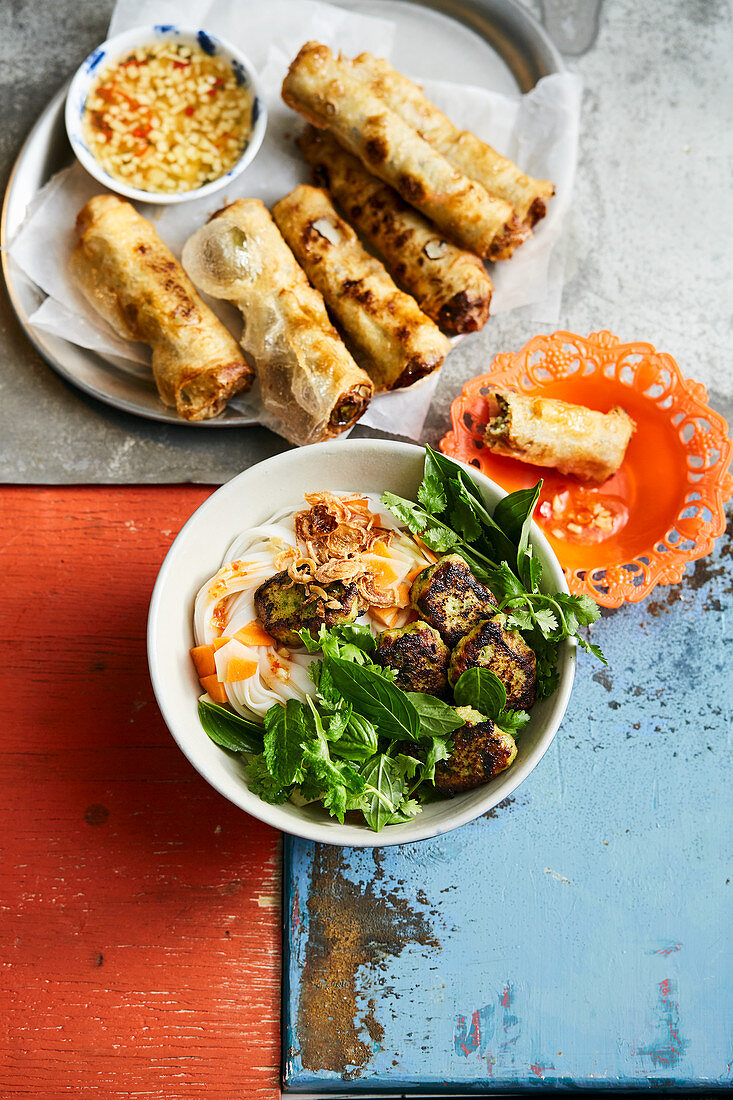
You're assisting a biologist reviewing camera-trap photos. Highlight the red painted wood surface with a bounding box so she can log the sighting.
[0,487,281,1098]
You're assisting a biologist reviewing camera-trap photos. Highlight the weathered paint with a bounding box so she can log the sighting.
[283,515,732,1091]
[0,487,282,1098]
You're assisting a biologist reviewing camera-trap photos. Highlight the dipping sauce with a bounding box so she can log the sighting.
[539,488,629,545]
[81,40,253,194]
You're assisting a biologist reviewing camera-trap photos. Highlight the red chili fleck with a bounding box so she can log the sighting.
[184,105,195,117]
[207,77,225,96]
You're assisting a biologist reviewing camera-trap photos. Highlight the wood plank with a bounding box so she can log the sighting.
[283,518,733,1091]
[0,487,281,1099]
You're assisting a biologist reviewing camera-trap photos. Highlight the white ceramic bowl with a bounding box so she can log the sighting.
[148,441,576,846]
[65,25,267,205]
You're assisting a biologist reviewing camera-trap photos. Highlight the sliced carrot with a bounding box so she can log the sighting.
[223,657,259,683]
[371,606,402,628]
[371,539,391,558]
[233,620,274,647]
[190,644,216,678]
[369,559,399,586]
[407,564,426,583]
[395,582,411,607]
[199,674,228,703]
[212,636,231,651]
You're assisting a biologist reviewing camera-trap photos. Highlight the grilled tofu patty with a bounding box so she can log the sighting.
[448,614,536,710]
[434,705,517,793]
[410,553,498,646]
[374,620,450,696]
[254,570,362,646]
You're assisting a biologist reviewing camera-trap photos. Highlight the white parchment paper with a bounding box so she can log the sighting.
[8,0,581,439]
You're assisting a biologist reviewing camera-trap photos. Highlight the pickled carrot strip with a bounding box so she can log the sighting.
[395,582,411,607]
[223,657,259,683]
[233,621,275,647]
[199,674,228,703]
[190,644,216,678]
[371,540,392,558]
[371,606,402,628]
[369,559,399,586]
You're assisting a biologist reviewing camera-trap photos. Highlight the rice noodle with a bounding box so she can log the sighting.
[193,492,434,720]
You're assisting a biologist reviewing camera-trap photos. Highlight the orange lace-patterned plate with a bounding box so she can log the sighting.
[440,331,733,607]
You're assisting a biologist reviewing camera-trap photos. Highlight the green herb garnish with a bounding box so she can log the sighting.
[382,445,607,698]
[197,446,607,831]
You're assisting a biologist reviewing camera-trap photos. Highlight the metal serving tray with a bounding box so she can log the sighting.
[1,0,562,427]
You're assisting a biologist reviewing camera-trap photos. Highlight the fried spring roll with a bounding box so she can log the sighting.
[351,53,555,227]
[70,195,254,420]
[272,186,451,391]
[298,128,492,334]
[282,42,528,260]
[484,389,636,483]
[181,200,372,446]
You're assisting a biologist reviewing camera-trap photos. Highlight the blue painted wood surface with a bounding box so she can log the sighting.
[282,517,732,1092]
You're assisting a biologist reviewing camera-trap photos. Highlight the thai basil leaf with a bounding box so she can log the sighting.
[453,667,507,720]
[326,657,420,741]
[406,692,465,738]
[198,699,264,754]
[330,713,379,762]
[492,482,541,547]
[263,699,308,786]
[360,754,405,831]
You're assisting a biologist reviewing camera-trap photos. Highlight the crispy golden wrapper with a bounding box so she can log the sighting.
[282,42,528,260]
[181,199,373,445]
[298,127,493,334]
[70,195,254,421]
[272,185,451,391]
[351,52,555,227]
[484,389,636,483]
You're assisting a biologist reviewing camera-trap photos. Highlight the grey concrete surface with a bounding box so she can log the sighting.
[1,0,731,483]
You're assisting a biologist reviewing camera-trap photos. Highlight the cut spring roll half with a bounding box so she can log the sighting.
[351,52,555,228]
[484,389,636,484]
[298,127,492,334]
[282,42,527,260]
[272,185,451,391]
[181,199,373,445]
[70,195,254,421]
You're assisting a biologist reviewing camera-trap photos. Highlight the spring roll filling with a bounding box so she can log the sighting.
[330,383,373,427]
[485,393,512,441]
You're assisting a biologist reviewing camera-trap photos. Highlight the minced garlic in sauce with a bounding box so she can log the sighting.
[82,39,252,194]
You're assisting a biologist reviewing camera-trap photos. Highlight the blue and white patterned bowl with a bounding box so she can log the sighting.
[65,24,267,206]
